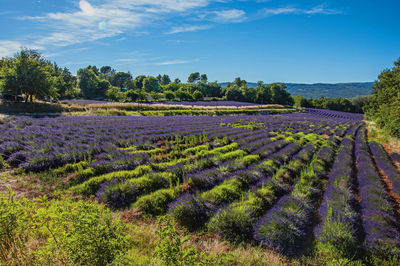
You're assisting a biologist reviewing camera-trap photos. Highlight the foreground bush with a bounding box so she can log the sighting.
[0,190,128,265]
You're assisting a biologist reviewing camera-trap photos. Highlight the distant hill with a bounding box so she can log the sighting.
[219,82,374,99]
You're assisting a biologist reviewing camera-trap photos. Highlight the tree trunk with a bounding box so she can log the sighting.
[25,95,29,103]
[30,94,33,102]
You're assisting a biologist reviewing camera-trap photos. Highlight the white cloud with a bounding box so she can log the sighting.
[166,25,212,34]
[0,40,43,58]
[262,5,341,16]
[19,0,211,48]
[0,41,22,57]
[209,9,246,23]
[79,0,95,16]
[154,59,193,65]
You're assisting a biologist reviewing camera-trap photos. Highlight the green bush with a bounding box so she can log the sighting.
[201,179,243,205]
[0,191,128,265]
[133,188,178,216]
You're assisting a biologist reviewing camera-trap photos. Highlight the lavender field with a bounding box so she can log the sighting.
[1,109,399,262]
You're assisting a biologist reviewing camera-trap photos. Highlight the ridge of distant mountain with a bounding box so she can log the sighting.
[219,82,374,99]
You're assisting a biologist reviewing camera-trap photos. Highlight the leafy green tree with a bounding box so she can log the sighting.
[142,76,161,92]
[106,86,125,102]
[256,84,272,104]
[270,83,293,105]
[126,89,139,102]
[175,89,193,101]
[100,66,113,77]
[131,75,146,90]
[0,49,56,102]
[164,90,175,101]
[225,85,244,101]
[203,82,222,98]
[150,91,162,101]
[78,67,109,99]
[234,77,247,87]
[111,72,132,89]
[161,74,171,85]
[193,90,204,101]
[163,83,180,92]
[200,74,208,83]
[364,58,400,137]
[173,78,181,84]
[187,72,200,83]
[243,87,257,103]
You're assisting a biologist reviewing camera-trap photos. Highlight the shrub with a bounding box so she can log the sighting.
[169,194,214,231]
[0,191,128,265]
[96,179,137,209]
[133,188,177,216]
[201,178,243,206]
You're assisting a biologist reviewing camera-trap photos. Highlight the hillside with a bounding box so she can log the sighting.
[220,82,373,98]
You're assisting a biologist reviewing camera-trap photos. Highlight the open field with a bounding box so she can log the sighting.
[1,110,400,264]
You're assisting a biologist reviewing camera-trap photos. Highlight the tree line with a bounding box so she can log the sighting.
[0,49,373,114]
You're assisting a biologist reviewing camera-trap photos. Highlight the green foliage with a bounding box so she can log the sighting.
[0,49,61,101]
[187,72,200,83]
[201,178,243,205]
[365,57,400,137]
[164,90,175,100]
[0,190,128,265]
[153,216,200,265]
[133,188,177,216]
[0,155,5,170]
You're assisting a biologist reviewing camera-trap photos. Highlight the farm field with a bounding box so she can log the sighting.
[1,109,400,264]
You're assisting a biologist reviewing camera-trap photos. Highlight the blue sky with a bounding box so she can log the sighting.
[1,0,399,83]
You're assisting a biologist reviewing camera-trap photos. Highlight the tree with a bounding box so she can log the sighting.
[111,72,132,89]
[150,91,161,101]
[164,90,175,101]
[364,58,400,137]
[142,76,161,92]
[204,82,222,98]
[234,77,247,87]
[78,67,109,99]
[187,72,200,83]
[193,90,204,101]
[175,89,193,101]
[200,74,208,83]
[174,78,181,84]
[243,87,257,103]
[256,84,272,104]
[270,83,293,105]
[132,75,146,90]
[0,49,56,102]
[53,67,78,99]
[225,85,243,101]
[126,89,139,102]
[100,66,113,77]
[161,74,171,85]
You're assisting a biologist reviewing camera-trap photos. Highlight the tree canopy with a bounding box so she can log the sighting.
[365,58,400,137]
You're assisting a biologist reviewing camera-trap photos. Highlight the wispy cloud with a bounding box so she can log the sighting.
[204,9,246,23]
[18,0,211,48]
[165,24,213,34]
[154,59,194,65]
[0,40,43,57]
[262,5,342,16]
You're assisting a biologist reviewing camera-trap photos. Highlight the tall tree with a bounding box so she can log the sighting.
[161,74,171,85]
[0,49,55,102]
[187,72,200,83]
[200,74,208,83]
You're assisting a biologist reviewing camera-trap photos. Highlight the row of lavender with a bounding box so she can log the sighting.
[0,111,357,173]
